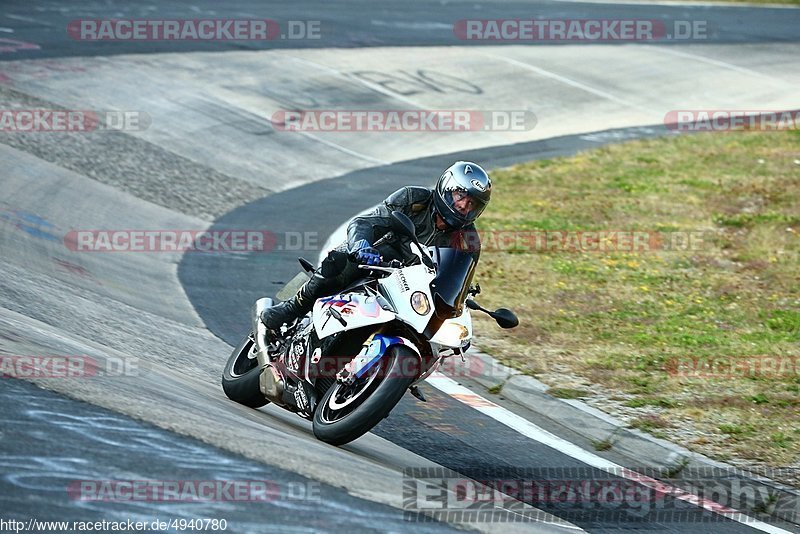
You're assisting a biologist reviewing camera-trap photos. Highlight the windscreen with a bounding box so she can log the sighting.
[429,247,477,318]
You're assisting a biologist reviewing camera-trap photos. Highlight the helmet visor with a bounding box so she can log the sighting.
[440,174,488,224]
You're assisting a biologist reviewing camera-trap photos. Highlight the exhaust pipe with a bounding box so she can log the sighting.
[252,297,286,404]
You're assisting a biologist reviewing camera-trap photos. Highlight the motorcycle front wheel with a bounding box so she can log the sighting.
[222,332,269,408]
[312,345,418,446]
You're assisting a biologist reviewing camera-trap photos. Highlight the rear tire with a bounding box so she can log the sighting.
[222,333,269,408]
[312,345,418,446]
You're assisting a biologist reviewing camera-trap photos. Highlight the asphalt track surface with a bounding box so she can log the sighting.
[0,378,460,533]
[1,1,799,533]
[2,0,798,59]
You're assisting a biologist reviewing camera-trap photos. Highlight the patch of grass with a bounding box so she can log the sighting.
[771,432,792,449]
[591,437,614,451]
[487,383,504,395]
[475,130,800,470]
[664,456,691,478]
[748,393,770,405]
[714,212,800,228]
[626,376,660,395]
[624,397,677,408]
[752,493,779,516]
[710,0,800,5]
[630,415,673,434]
[719,423,757,442]
[548,387,590,399]
[765,310,800,336]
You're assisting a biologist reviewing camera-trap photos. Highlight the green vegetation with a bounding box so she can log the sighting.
[548,387,591,399]
[473,130,800,469]
[671,0,799,4]
[591,437,614,451]
[487,383,504,395]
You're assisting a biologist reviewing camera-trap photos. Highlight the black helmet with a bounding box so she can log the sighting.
[434,161,491,229]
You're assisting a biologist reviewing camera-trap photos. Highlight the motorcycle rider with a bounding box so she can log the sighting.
[260,161,491,336]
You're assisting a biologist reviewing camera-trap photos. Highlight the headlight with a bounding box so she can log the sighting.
[410,291,431,315]
[433,323,469,347]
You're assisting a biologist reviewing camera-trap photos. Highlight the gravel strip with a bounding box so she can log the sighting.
[0,85,269,221]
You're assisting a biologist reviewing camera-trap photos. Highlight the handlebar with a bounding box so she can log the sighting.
[348,252,404,270]
[355,259,404,271]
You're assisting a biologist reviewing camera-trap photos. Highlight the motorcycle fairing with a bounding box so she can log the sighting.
[313,293,395,339]
[377,263,435,334]
[347,334,420,379]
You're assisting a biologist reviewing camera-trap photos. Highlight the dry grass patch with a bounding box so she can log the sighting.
[473,130,800,480]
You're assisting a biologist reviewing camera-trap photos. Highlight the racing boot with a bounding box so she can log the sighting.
[260,273,330,335]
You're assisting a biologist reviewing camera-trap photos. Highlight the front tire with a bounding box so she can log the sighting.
[312,345,418,446]
[222,333,269,408]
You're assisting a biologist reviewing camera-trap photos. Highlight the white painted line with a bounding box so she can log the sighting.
[4,14,56,26]
[642,46,792,84]
[426,372,794,534]
[371,20,452,31]
[5,14,38,23]
[485,54,657,114]
[294,130,390,166]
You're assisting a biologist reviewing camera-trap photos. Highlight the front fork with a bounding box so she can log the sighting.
[336,333,438,388]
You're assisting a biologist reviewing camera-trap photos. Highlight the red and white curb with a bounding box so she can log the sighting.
[427,371,793,534]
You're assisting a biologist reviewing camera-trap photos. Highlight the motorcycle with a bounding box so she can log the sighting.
[222,212,518,446]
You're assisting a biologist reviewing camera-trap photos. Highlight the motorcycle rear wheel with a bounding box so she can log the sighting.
[312,345,418,446]
[222,332,269,408]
